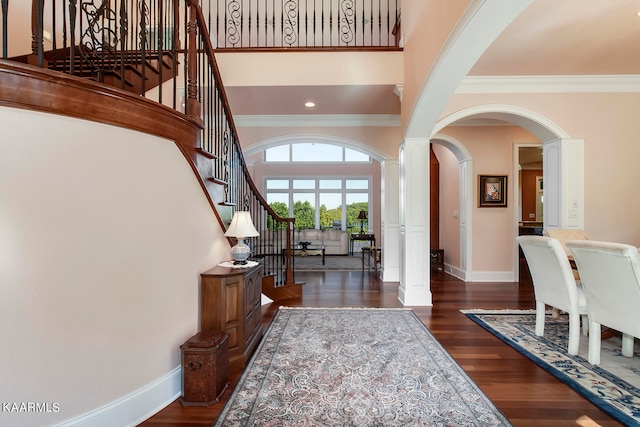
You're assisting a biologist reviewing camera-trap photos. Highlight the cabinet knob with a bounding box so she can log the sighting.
[188,361,203,371]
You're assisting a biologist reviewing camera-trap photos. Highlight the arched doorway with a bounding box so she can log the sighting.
[431,105,578,282]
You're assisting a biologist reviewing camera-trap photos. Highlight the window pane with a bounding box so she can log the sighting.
[319,193,342,230]
[267,193,289,210]
[265,145,290,162]
[293,179,315,189]
[319,179,342,189]
[346,194,369,233]
[266,194,290,230]
[346,179,368,189]
[345,148,369,162]
[293,193,315,229]
[292,143,342,162]
[266,179,289,189]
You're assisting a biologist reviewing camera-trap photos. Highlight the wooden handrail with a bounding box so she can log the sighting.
[187,0,295,285]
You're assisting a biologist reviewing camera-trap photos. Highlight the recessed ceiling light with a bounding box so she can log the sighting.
[304,101,316,108]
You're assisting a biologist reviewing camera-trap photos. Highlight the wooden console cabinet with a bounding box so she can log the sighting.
[200,264,263,372]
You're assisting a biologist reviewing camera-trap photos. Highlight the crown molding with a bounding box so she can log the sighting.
[233,114,401,127]
[457,75,640,94]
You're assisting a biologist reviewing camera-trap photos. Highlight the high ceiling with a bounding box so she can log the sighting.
[223,1,640,119]
[470,0,640,76]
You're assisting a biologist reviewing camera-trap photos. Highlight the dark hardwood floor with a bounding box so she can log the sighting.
[140,263,621,426]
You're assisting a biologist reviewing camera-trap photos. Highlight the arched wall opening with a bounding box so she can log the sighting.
[243,134,391,246]
[432,104,573,282]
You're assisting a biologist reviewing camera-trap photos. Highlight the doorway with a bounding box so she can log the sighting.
[515,144,543,281]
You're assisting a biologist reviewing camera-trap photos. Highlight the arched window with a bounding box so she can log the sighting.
[265,142,370,163]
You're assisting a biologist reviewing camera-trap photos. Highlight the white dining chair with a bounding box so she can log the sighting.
[517,236,588,355]
[566,240,640,365]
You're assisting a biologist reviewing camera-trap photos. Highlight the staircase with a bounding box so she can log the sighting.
[11,47,178,96]
[0,0,301,300]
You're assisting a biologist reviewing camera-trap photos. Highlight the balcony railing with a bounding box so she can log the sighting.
[205,0,401,49]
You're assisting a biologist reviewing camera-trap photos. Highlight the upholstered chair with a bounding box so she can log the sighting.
[517,235,588,355]
[566,240,640,365]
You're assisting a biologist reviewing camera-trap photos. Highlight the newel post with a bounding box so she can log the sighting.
[284,219,295,286]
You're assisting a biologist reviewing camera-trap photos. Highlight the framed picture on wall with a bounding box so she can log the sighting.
[478,175,508,207]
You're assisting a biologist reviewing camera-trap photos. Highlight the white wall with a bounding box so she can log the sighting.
[0,107,229,426]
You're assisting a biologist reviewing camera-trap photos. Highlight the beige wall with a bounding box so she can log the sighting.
[444,92,640,247]
[216,51,404,87]
[0,107,228,426]
[400,0,471,129]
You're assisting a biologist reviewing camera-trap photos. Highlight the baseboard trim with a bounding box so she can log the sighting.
[466,270,516,282]
[381,265,399,282]
[443,264,467,281]
[59,366,182,427]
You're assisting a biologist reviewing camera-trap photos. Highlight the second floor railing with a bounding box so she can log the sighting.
[206,0,401,49]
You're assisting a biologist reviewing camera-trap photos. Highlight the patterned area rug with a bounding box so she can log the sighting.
[463,309,640,426]
[215,307,511,426]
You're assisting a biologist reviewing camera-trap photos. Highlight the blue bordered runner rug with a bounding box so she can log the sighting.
[463,309,640,426]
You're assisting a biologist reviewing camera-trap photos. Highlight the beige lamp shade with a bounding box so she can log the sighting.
[225,211,259,238]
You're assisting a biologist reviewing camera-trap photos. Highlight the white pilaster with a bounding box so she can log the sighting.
[398,139,432,306]
[381,160,400,282]
[543,139,585,230]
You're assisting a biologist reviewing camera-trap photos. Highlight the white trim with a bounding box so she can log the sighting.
[433,104,571,142]
[234,114,400,128]
[458,75,640,94]
[466,270,516,283]
[444,263,467,281]
[58,367,181,427]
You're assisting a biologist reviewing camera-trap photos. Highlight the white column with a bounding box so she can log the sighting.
[543,138,585,230]
[398,139,432,306]
[381,160,400,282]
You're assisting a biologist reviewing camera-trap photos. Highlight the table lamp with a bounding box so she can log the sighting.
[225,211,259,264]
[357,210,367,234]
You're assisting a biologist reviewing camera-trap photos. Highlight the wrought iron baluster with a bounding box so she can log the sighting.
[1,0,7,58]
[118,0,128,90]
[222,128,230,203]
[32,0,44,67]
[137,0,149,93]
[226,0,240,47]
[339,0,353,46]
[78,0,119,83]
